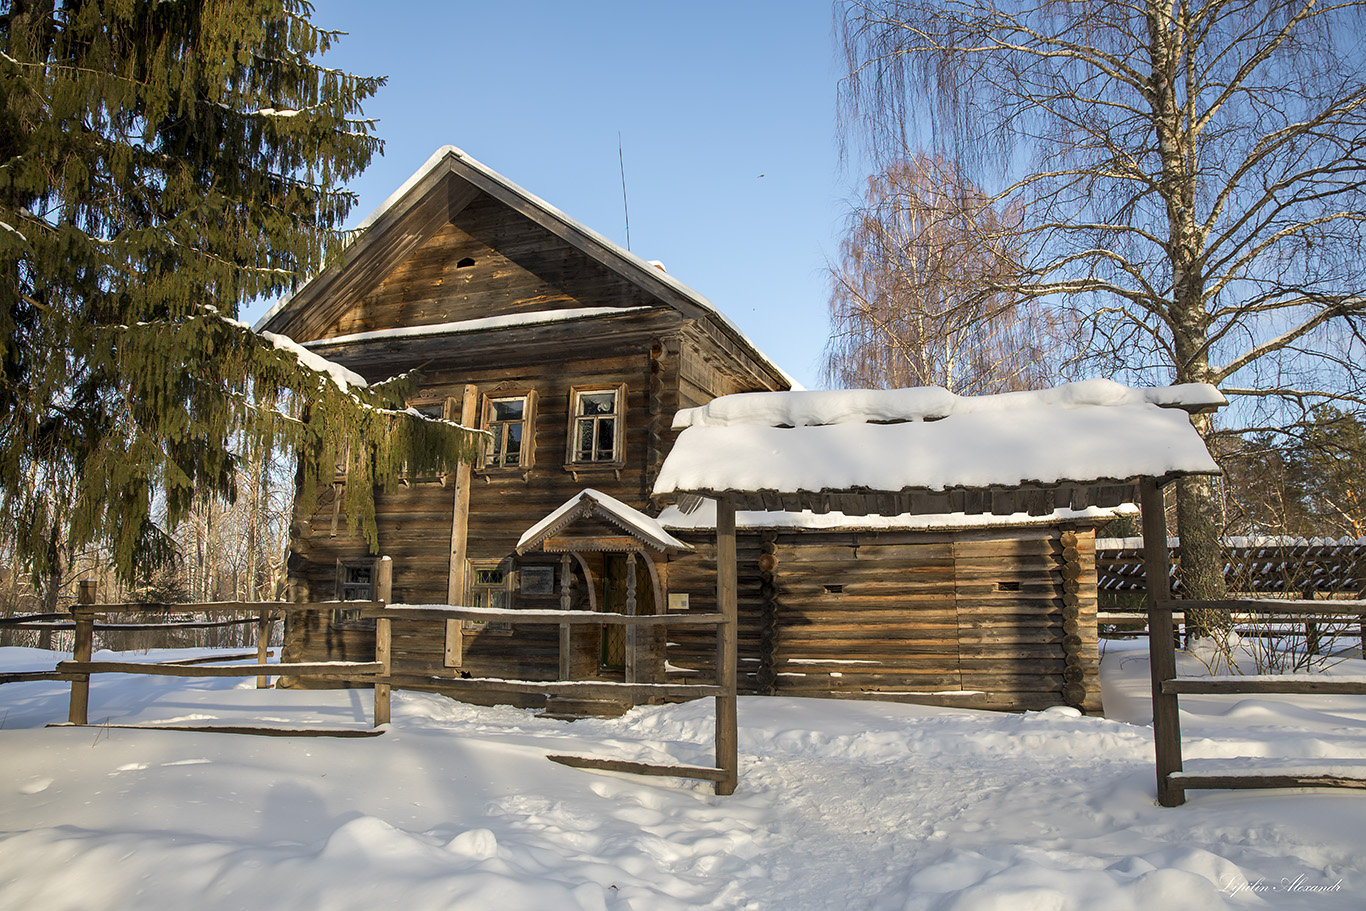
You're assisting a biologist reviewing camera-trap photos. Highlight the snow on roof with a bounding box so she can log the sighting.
[658,499,1136,532]
[653,381,1222,498]
[301,307,652,349]
[256,147,799,389]
[516,489,692,554]
[673,379,1225,429]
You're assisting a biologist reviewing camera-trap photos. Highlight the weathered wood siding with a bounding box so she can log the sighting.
[663,526,1103,713]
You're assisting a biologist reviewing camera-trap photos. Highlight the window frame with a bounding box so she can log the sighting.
[565,384,627,468]
[465,560,514,634]
[479,390,536,472]
[332,558,377,629]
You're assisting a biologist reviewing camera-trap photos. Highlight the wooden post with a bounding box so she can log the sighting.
[69,579,97,725]
[714,496,739,796]
[374,556,393,726]
[559,554,572,680]
[625,552,639,685]
[1141,478,1185,807]
[255,608,271,688]
[445,385,480,668]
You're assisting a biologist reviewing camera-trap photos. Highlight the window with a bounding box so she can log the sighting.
[467,562,513,633]
[483,393,532,469]
[568,385,625,465]
[333,560,376,628]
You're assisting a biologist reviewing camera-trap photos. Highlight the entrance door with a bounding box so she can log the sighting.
[599,554,628,670]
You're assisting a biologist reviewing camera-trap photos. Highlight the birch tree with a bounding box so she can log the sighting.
[839,0,1366,609]
[825,153,1070,393]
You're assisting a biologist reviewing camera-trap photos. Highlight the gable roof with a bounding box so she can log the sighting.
[653,380,1224,516]
[255,146,793,387]
[517,489,693,555]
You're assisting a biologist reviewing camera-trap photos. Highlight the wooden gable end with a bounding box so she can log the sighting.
[315,190,666,341]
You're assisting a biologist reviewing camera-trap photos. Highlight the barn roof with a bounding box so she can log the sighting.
[253,146,793,388]
[652,380,1223,516]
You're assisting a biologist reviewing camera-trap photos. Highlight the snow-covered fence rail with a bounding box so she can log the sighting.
[51,581,383,731]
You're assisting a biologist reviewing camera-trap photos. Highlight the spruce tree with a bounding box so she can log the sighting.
[0,0,484,587]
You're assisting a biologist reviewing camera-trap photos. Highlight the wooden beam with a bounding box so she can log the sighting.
[547,754,731,783]
[1163,678,1366,696]
[715,494,739,796]
[1171,773,1366,791]
[375,556,393,726]
[542,536,642,553]
[358,605,728,625]
[1141,477,1184,808]
[51,723,384,738]
[369,674,724,701]
[447,385,480,668]
[59,661,383,678]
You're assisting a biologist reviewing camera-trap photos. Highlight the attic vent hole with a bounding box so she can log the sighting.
[456,257,476,268]
[824,584,844,594]
[997,581,1021,592]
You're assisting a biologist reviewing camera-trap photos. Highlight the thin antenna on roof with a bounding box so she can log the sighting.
[618,132,631,251]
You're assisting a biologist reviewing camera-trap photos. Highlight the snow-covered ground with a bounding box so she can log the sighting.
[1,640,1362,910]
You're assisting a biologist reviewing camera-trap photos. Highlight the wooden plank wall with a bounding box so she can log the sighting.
[665,526,1103,713]
[325,194,652,339]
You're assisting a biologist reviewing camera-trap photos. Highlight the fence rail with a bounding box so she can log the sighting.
[4,563,741,796]
[1137,482,1366,806]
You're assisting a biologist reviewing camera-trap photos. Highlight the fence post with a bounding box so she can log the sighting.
[68,580,97,725]
[374,557,393,726]
[1141,478,1185,807]
[256,608,272,688]
[714,496,739,796]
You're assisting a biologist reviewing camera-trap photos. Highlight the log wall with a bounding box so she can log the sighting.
[664,525,1103,713]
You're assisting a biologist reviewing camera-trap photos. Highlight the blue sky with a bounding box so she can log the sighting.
[240,1,857,389]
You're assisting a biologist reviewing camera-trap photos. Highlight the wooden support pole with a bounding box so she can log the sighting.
[445,385,480,668]
[714,495,739,796]
[559,554,572,680]
[374,557,393,726]
[256,608,272,689]
[68,580,96,725]
[1141,478,1185,807]
[625,552,639,685]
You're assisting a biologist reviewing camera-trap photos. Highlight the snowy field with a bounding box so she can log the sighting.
[1,641,1362,910]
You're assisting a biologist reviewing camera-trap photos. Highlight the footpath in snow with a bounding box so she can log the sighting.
[0,639,1362,910]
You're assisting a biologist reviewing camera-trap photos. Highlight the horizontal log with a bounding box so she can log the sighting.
[369,674,724,701]
[547,754,729,782]
[50,723,384,738]
[58,660,382,678]
[1156,599,1366,616]
[359,606,729,626]
[1162,677,1366,695]
[162,651,271,666]
[0,670,78,684]
[1170,773,1366,791]
[70,601,315,617]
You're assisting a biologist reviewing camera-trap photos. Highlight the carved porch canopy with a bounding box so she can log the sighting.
[516,489,694,557]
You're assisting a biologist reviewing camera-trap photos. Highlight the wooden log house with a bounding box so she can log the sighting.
[256,147,790,706]
[260,148,1224,714]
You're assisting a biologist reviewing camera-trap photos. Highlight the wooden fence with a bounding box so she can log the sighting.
[1138,481,1366,806]
[1,562,741,795]
[1099,536,1366,595]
